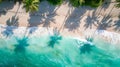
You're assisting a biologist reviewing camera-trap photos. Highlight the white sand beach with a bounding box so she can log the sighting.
[0,0,120,44]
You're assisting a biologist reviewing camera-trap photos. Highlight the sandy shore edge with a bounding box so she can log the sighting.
[0,24,120,45]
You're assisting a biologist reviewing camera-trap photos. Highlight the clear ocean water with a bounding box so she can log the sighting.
[0,35,120,67]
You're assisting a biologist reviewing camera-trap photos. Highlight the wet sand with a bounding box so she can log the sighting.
[0,0,120,44]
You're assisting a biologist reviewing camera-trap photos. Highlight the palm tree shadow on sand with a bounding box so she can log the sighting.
[64,6,95,31]
[96,0,112,16]
[84,0,115,30]
[96,15,113,33]
[27,1,59,34]
[113,15,120,32]
[1,15,19,37]
[84,11,99,29]
[0,1,15,16]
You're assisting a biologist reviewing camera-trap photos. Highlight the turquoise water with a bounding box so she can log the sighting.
[0,35,120,67]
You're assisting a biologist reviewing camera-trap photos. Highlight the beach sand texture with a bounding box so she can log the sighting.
[0,0,120,44]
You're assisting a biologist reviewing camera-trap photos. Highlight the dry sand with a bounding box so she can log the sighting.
[0,0,120,44]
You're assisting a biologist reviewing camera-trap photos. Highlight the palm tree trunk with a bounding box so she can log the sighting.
[13,3,20,26]
[58,7,73,33]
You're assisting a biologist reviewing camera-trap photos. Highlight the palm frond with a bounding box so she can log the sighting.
[23,0,40,12]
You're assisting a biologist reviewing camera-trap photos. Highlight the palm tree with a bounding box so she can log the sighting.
[47,0,63,5]
[70,0,85,7]
[116,0,120,8]
[23,0,40,12]
[79,0,85,5]
[0,0,2,3]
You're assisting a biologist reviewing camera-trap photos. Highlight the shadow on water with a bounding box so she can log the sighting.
[48,28,62,48]
[0,35,120,66]
[1,15,19,37]
[78,36,94,54]
[28,1,59,34]
[77,38,118,67]
[85,36,94,43]
[14,37,29,53]
[80,43,95,54]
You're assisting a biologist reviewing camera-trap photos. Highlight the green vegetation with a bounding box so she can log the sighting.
[70,0,103,7]
[23,0,40,12]
[84,0,103,7]
[0,0,104,12]
[47,0,63,5]
[70,0,85,7]
[0,0,2,3]
[116,0,120,8]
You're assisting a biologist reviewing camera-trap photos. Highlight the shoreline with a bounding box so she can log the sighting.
[0,24,120,45]
[0,0,120,45]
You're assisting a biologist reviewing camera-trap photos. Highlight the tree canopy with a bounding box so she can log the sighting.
[0,0,2,3]
[23,0,40,12]
[1,0,119,12]
[116,0,120,8]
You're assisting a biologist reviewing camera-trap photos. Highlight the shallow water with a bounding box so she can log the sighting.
[0,35,120,67]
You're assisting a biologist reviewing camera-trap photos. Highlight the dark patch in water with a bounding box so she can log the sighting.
[14,37,29,53]
[48,35,62,48]
[80,43,95,54]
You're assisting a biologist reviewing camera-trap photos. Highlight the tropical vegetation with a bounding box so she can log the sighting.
[23,0,40,12]
[47,0,63,5]
[0,0,2,3]
[0,0,119,12]
[84,0,103,7]
[0,0,105,12]
[69,0,103,7]
[70,0,85,7]
[116,0,120,8]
